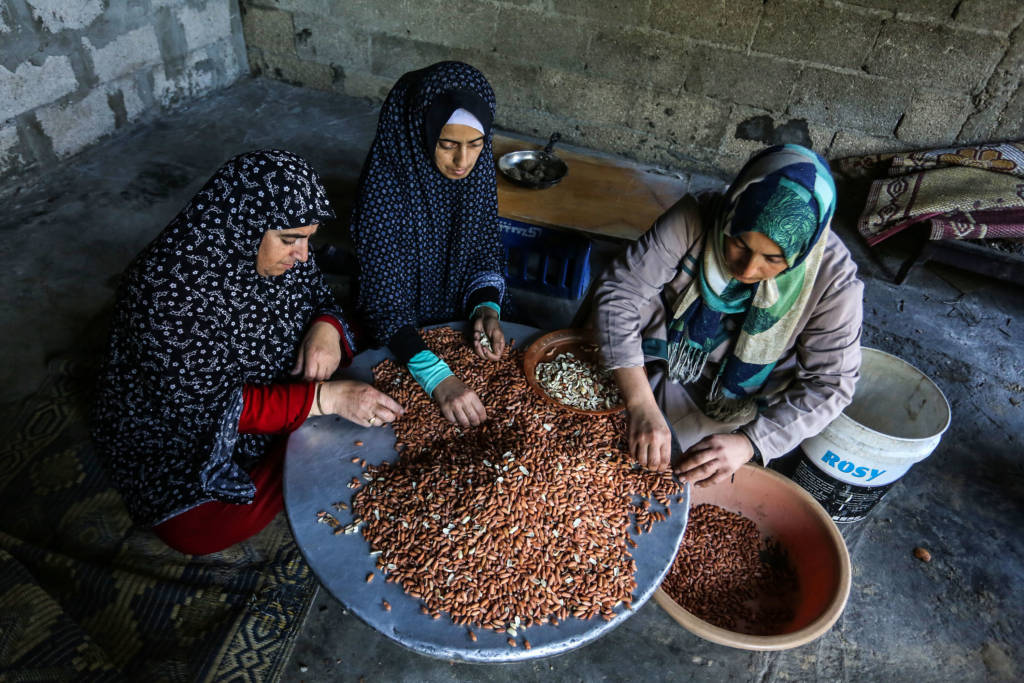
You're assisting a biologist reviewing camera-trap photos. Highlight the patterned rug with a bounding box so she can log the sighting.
[836,141,1024,246]
[0,359,316,681]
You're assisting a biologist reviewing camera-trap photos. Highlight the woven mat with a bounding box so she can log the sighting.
[0,359,315,681]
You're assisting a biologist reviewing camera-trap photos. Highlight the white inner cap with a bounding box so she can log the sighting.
[444,108,485,135]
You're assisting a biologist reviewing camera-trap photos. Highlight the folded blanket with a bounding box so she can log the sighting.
[849,141,1024,245]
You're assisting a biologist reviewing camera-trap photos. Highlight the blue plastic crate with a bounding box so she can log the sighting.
[498,216,592,299]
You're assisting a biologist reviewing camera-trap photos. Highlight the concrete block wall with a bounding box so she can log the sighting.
[238,0,1024,176]
[0,0,247,183]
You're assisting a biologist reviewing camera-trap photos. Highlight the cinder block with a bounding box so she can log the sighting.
[556,121,663,165]
[685,46,800,111]
[152,44,219,106]
[494,106,565,139]
[406,0,497,52]
[180,0,233,52]
[867,20,1004,91]
[470,56,544,112]
[850,0,961,21]
[241,0,332,12]
[829,128,908,159]
[896,88,972,146]
[0,55,78,122]
[647,0,762,49]
[284,0,405,31]
[35,88,116,158]
[717,104,834,167]
[26,0,103,33]
[369,34,482,82]
[293,12,369,72]
[242,5,295,53]
[585,26,691,95]
[110,75,147,122]
[0,122,23,170]
[83,26,162,84]
[615,131,723,176]
[215,33,246,82]
[993,86,1024,140]
[953,0,1024,33]
[540,67,638,127]
[552,0,650,26]
[328,0,496,52]
[494,6,589,72]
[248,46,336,91]
[752,0,881,69]
[957,29,1023,142]
[788,67,908,136]
[632,88,731,151]
[340,70,395,101]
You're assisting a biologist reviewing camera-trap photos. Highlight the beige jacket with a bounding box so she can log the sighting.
[592,195,864,461]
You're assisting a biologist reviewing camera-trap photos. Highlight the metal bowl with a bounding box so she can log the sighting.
[498,133,568,189]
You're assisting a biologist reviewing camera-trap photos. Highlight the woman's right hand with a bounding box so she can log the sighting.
[317,380,405,428]
[613,365,672,472]
[432,375,487,427]
[628,400,673,472]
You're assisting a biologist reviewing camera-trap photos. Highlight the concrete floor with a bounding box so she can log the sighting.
[2,77,1021,682]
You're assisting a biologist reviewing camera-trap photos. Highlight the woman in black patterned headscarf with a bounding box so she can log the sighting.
[93,150,403,554]
[351,61,507,428]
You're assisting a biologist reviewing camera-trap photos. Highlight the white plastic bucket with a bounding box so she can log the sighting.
[794,347,951,522]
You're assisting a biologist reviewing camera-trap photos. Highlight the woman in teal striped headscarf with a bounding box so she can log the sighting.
[593,145,863,485]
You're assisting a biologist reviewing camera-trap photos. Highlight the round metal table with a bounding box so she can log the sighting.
[284,321,690,662]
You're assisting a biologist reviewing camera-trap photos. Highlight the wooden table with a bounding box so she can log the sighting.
[493,134,690,242]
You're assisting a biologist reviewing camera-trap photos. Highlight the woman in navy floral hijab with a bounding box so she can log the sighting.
[94,150,402,553]
[351,61,507,428]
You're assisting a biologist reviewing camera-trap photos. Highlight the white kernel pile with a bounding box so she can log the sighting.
[535,351,622,411]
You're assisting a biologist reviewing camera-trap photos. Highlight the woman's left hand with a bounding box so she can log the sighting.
[292,321,342,381]
[471,310,506,361]
[675,432,754,487]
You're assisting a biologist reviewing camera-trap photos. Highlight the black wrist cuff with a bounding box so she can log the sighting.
[465,287,500,317]
[388,325,429,365]
[737,428,763,466]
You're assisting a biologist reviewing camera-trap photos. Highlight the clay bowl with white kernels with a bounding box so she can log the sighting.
[523,329,624,416]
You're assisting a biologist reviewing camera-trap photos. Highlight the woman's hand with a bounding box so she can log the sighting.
[612,366,672,472]
[471,309,506,361]
[432,375,487,427]
[675,433,754,486]
[628,401,673,472]
[318,380,404,427]
[292,321,342,381]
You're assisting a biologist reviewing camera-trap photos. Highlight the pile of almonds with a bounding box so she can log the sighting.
[347,327,683,639]
[661,503,798,635]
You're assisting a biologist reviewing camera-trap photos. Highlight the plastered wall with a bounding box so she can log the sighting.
[0,0,247,183]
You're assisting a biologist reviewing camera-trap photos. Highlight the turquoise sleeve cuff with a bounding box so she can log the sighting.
[407,350,454,396]
[471,301,501,319]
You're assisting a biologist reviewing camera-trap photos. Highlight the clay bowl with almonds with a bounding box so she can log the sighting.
[654,464,851,650]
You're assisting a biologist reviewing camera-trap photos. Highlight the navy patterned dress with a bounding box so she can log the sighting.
[350,61,507,362]
[92,150,351,526]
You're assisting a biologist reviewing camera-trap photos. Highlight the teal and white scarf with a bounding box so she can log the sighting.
[666,144,837,422]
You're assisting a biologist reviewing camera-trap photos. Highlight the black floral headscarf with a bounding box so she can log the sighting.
[93,150,348,526]
[350,61,507,348]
